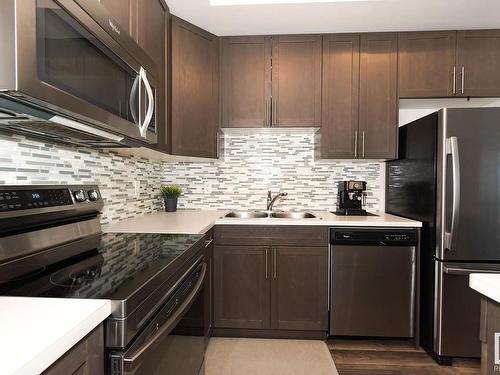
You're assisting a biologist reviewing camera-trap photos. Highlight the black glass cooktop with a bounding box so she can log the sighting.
[0,232,204,301]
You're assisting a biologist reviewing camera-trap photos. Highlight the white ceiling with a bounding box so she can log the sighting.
[166,0,500,36]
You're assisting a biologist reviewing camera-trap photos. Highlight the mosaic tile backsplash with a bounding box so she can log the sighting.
[164,130,385,212]
[0,129,384,224]
[0,132,164,224]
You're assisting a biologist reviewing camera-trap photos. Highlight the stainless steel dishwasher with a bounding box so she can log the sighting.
[329,227,418,338]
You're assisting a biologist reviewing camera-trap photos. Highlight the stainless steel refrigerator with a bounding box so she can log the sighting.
[386,107,500,365]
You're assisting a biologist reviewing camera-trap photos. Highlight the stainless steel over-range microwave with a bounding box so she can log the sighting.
[0,0,159,147]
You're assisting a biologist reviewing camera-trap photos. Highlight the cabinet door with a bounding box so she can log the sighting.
[43,325,104,375]
[213,246,270,329]
[321,34,360,159]
[399,31,457,98]
[98,0,132,33]
[359,33,398,159]
[272,35,322,127]
[456,30,500,97]
[172,17,219,158]
[135,0,166,73]
[136,0,169,153]
[271,247,328,331]
[221,36,272,128]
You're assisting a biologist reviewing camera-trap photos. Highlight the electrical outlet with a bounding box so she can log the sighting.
[133,180,140,198]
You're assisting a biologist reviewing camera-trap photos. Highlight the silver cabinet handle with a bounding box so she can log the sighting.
[452,66,456,95]
[327,247,331,311]
[354,130,358,158]
[216,130,220,158]
[445,136,460,251]
[461,66,465,94]
[265,248,269,279]
[265,99,269,127]
[139,67,154,138]
[204,238,213,248]
[362,131,366,158]
[272,98,277,127]
[273,247,277,278]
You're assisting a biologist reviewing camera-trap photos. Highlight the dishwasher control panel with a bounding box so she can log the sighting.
[330,228,418,246]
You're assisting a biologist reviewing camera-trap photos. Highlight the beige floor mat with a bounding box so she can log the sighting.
[205,337,339,375]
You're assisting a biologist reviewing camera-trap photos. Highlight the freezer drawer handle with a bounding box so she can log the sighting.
[443,266,500,275]
[445,136,460,251]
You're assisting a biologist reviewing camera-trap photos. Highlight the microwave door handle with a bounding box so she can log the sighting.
[139,67,154,138]
[129,74,140,126]
[123,262,206,372]
[445,136,460,251]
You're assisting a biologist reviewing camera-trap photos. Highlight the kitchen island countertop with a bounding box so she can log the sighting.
[0,297,111,375]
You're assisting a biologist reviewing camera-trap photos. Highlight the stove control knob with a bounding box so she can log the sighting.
[88,190,99,201]
[73,190,87,202]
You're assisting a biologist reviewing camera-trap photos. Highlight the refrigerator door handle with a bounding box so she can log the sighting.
[445,136,460,251]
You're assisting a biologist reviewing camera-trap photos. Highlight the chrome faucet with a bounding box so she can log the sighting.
[267,190,288,211]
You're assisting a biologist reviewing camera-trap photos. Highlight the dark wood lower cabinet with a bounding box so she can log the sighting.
[43,324,104,375]
[213,245,270,329]
[271,247,328,331]
[213,227,329,336]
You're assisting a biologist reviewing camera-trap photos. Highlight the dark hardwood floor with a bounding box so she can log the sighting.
[327,339,480,375]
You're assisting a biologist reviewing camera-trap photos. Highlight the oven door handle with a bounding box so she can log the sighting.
[123,262,207,370]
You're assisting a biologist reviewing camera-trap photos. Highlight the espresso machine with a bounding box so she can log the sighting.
[335,181,368,216]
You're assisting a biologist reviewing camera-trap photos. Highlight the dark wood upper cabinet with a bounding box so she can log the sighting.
[134,0,166,74]
[272,35,322,127]
[320,34,360,159]
[171,17,219,158]
[359,33,398,160]
[98,0,132,33]
[220,34,321,128]
[221,36,272,128]
[135,0,169,153]
[271,247,328,331]
[456,29,500,97]
[213,246,270,329]
[398,31,457,98]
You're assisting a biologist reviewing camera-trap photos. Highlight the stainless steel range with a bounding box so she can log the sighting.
[0,185,209,375]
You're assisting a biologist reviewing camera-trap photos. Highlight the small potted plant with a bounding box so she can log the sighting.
[159,184,182,212]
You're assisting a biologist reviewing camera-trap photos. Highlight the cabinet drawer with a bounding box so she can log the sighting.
[214,225,328,247]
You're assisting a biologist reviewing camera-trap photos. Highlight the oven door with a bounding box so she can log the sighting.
[110,260,207,375]
[10,0,157,143]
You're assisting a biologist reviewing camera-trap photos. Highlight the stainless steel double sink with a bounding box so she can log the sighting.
[224,211,317,219]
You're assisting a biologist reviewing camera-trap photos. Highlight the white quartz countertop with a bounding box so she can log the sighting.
[0,297,111,375]
[104,209,227,234]
[470,274,500,304]
[103,209,421,235]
